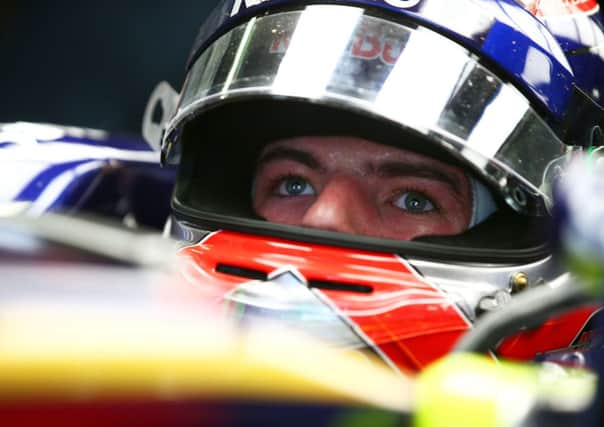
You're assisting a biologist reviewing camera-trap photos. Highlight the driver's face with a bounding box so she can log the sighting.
[253,136,472,240]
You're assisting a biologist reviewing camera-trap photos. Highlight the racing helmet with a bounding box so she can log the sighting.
[144,0,604,373]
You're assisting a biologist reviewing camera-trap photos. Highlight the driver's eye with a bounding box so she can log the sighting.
[276,176,316,197]
[393,191,436,213]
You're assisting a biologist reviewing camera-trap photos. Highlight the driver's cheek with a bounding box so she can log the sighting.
[301,176,377,236]
[254,196,315,225]
[380,212,460,240]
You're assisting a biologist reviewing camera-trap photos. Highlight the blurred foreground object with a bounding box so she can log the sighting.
[0,214,411,426]
[554,154,604,426]
[415,354,596,427]
[556,154,604,297]
[0,305,411,427]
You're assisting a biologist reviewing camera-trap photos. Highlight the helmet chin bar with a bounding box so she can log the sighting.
[171,210,564,324]
[172,212,576,372]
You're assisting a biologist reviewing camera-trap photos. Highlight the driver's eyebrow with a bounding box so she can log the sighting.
[256,146,326,173]
[257,147,463,195]
[376,161,463,196]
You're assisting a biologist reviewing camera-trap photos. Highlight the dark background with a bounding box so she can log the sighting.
[0,0,219,134]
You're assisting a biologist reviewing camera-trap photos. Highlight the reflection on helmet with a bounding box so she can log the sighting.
[148,0,604,373]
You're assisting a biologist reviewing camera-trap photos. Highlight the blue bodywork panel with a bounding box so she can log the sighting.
[0,122,175,230]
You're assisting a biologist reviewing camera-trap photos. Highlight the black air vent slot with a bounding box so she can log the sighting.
[216,263,373,294]
[308,280,373,294]
[216,264,268,281]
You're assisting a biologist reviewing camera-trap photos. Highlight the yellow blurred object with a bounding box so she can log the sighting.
[0,303,412,412]
[416,354,536,427]
[414,353,596,427]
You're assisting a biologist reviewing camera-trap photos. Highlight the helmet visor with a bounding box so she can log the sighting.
[166,5,568,216]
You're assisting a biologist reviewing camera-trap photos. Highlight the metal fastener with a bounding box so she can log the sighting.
[510,272,529,294]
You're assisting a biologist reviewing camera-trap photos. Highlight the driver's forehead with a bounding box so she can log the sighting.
[260,136,463,175]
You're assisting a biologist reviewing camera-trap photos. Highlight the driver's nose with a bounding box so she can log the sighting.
[301,176,375,235]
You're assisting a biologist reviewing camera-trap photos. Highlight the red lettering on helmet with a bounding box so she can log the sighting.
[267,25,403,67]
[382,38,402,65]
[351,32,382,60]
